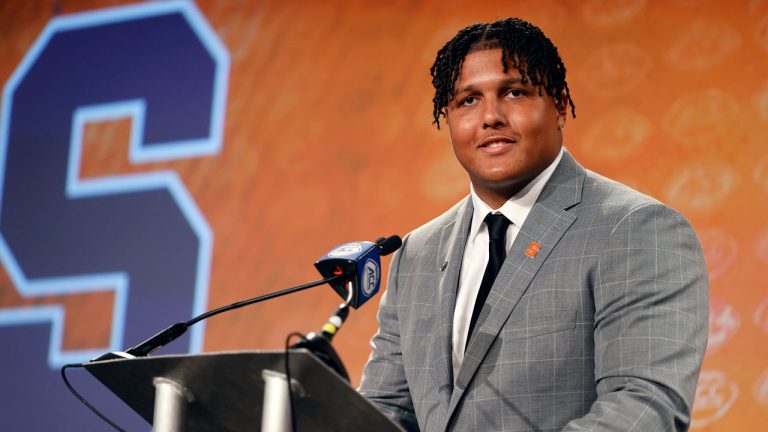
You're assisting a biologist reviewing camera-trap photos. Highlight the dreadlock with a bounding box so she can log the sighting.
[430,17,576,129]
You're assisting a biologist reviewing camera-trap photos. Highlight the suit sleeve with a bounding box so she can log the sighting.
[562,203,709,431]
[358,234,418,431]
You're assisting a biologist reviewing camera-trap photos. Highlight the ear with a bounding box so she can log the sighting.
[554,90,568,130]
[444,106,453,128]
[554,90,568,118]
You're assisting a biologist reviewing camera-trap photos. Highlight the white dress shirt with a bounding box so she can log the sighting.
[451,147,565,380]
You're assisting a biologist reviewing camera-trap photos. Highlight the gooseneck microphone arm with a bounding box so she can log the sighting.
[92,274,342,361]
[186,275,341,327]
[91,234,401,362]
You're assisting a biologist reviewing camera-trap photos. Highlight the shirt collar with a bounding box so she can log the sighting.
[468,147,565,239]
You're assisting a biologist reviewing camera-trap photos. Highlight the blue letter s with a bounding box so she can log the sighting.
[0,2,229,429]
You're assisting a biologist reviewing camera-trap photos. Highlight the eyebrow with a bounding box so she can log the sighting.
[455,78,524,95]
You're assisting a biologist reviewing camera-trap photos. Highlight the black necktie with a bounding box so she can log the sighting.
[466,213,511,347]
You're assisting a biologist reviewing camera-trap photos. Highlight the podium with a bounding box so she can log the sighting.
[85,350,402,432]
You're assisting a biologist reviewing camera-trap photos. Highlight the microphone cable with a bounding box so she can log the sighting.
[284,332,307,432]
[61,362,127,432]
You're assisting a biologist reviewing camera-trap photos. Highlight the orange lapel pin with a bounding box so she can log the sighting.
[524,242,541,258]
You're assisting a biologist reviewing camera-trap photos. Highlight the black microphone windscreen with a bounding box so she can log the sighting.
[378,235,402,256]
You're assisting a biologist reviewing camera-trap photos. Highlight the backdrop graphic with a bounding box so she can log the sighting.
[0,0,766,430]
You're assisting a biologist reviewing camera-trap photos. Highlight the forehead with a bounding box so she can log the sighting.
[455,49,522,86]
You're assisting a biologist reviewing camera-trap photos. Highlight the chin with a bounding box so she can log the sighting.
[476,175,520,191]
[484,169,523,184]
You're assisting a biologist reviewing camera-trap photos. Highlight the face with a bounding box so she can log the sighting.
[445,48,566,208]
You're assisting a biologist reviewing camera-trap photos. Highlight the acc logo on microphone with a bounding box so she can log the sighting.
[328,243,363,257]
[362,258,380,296]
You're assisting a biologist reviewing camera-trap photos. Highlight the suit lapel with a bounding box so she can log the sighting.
[431,197,473,422]
[443,152,586,427]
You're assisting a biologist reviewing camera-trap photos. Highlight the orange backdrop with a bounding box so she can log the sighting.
[1,0,766,429]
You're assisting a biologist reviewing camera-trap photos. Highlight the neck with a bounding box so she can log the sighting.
[472,180,526,209]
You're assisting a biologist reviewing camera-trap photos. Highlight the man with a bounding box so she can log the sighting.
[359,18,709,431]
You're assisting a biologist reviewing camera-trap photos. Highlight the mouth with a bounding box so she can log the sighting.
[478,137,516,153]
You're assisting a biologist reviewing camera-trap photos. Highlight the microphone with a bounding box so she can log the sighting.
[90,235,401,361]
[293,235,398,378]
[296,236,401,379]
[314,235,402,309]
[319,303,350,341]
[291,303,351,380]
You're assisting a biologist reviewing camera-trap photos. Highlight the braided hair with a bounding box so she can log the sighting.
[430,18,576,128]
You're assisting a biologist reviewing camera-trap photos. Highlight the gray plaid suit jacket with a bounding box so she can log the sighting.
[359,152,709,431]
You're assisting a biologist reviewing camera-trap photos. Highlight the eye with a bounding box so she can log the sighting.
[507,88,526,98]
[459,96,477,106]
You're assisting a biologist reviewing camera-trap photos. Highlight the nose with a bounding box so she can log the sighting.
[482,99,507,129]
